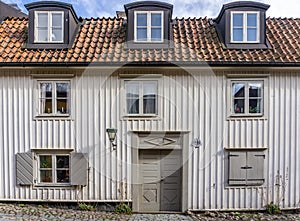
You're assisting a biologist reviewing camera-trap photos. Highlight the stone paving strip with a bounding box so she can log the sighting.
[1,203,300,220]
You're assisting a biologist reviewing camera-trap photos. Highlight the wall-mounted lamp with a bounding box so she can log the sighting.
[106,128,117,150]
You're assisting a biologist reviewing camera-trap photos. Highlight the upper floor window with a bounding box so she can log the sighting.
[134,11,163,42]
[38,80,70,116]
[231,12,259,43]
[231,80,263,115]
[35,11,64,43]
[125,80,158,115]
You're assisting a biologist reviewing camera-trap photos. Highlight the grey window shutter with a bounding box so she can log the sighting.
[228,151,247,185]
[16,152,33,185]
[246,151,265,185]
[70,153,88,186]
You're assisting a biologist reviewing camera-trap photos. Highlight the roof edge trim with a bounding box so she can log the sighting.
[124,1,173,15]
[214,1,270,23]
[25,1,79,20]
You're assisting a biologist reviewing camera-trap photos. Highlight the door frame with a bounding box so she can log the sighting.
[131,131,189,212]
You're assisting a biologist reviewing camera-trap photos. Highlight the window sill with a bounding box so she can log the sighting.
[227,113,266,120]
[34,183,72,188]
[122,114,161,120]
[35,114,73,120]
[224,147,268,150]
[225,183,265,188]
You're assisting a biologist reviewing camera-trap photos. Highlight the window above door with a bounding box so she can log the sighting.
[124,80,158,116]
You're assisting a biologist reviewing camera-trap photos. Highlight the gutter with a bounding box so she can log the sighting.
[0,61,299,68]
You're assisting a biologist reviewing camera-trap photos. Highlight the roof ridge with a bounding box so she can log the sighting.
[83,16,121,21]
[267,17,300,20]
[3,16,28,21]
[175,17,210,20]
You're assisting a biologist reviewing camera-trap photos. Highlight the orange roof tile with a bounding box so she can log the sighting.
[0,17,299,65]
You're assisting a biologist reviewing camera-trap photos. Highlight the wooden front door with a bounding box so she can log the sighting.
[139,150,182,212]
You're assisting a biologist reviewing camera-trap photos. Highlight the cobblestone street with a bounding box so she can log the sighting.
[1,203,300,220]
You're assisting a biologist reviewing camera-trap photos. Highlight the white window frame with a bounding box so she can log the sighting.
[123,79,159,117]
[134,11,164,43]
[229,79,264,117]
[231,11,260,43]
[34,11,64,43]
[38,154,70,185]
[37,80,71,117]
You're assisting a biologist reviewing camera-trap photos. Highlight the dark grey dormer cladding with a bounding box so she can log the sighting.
[25,1,80,49]
[213,1,270,49]
[0,1,27,22]
[124,1,173,48]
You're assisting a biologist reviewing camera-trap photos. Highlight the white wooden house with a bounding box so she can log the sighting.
[0,0,300,212]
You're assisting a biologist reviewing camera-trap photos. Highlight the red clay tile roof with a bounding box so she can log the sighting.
[0,16,299,65]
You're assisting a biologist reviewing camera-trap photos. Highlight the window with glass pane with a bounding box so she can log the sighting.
[38,81,70,116]
[125,81,157,115]
[231,81,263,115]
[247,13,258,41]
[37,12,48,42]
[143,82,157,114]
[126,82,139,114]
[135,11,163,42]
[249,82,262,113]
[51,13,63,41]
[232,13,243,42]
[56,156,69,183]
[231,12,259,43]
[39,155,53,183]
[39,155,69,184]
[56,83,69,114]
[35,11,63,43]
[232,83,245,113]
[151,13,162,41]
[136,13,147,42]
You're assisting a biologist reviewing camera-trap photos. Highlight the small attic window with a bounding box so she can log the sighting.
[124,1,173,48]
[231,11,259,43]
[134,11,163,42]
[214,2,270,49]
[25,1,80,49]
[35,11,64,43]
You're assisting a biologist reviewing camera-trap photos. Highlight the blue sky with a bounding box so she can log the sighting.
[3,0,300,19]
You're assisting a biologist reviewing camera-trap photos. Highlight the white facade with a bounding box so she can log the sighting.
[0,67,300,211]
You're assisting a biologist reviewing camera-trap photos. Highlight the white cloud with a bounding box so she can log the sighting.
[170,0,300,18]
[2,0,300,19]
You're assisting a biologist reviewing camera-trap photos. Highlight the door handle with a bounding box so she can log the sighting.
[241,166,252,169]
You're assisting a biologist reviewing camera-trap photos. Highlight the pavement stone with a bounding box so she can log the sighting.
[1,203,300,221]
[129,213,194,221]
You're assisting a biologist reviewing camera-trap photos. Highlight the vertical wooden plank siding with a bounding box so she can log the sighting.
[0,69,300,210]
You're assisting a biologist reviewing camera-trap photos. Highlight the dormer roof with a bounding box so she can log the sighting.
[214,1,270,23]
[25,1,80,49]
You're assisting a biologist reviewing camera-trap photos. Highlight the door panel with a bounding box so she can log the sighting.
[139,151,161,211]
[160,150,181,211]
[139,150,181,212]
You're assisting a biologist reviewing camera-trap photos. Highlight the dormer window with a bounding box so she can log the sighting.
[134,11,163,42]
[231,12,259,43]
[25,1,80,49]
[124,1,173,48]
[35,11,64,43]
[214,1,270,49]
